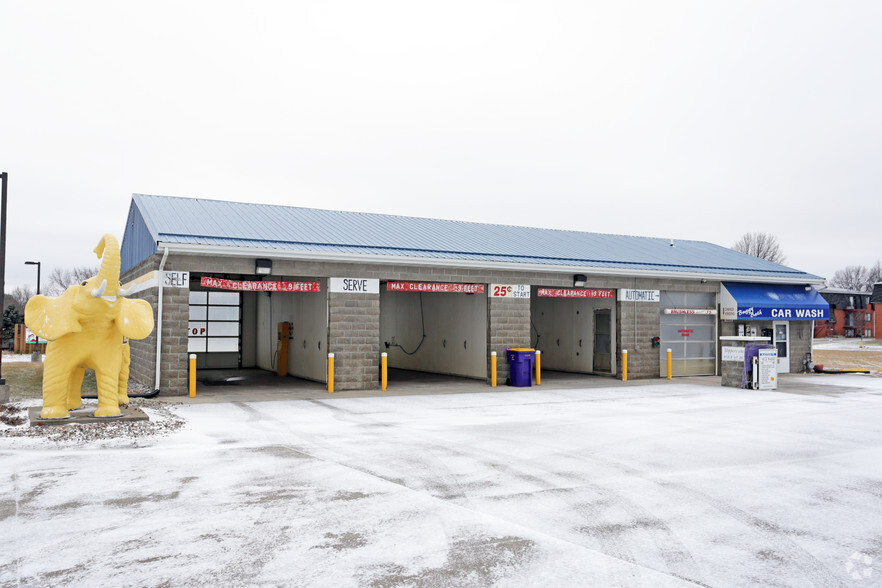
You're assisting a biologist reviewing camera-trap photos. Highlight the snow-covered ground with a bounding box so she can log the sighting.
[1,353,42,363]
[3,377,882,586]
[813,337,882,352]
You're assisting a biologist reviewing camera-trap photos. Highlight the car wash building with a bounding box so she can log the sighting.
[119,194,828,395]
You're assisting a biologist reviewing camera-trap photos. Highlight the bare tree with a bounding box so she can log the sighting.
[45,266,99,297]
[7,285,34,312]
[868,260,882,287]
[731,232,787,264]
[830,265,870,292]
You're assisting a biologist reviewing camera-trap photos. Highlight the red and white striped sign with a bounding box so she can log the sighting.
[537,288,615,298]
[387,282,484,294]
[201,277,321,292]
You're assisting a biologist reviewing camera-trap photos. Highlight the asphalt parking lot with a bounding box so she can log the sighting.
[3,374,882,586]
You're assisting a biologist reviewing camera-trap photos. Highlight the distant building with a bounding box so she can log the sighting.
[815,287,874,338]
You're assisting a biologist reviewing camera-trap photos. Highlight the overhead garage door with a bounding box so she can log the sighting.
[189,290,241,368]
[659,291,716,377]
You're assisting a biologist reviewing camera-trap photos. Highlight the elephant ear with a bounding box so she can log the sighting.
[24,295,82,340]
[115,298,155,340]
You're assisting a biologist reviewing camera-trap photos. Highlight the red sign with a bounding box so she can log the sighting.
[201,277,321,292]
[537,288,615,298]
[387,282,484,294]
[678,329,694,337]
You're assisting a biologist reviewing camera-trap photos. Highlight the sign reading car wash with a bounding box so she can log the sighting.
[387,282,485,293]
[330,278,380,294]
[537,288,614,298]
[490,284,530,298]
[201,277,321,292]
[618,289,660,302]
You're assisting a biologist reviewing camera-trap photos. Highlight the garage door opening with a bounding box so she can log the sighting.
[530,287,617,377]
[380,281,487,382]
[189,275,328,388]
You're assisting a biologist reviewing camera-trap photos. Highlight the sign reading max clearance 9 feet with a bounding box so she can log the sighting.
[387,282,485,293]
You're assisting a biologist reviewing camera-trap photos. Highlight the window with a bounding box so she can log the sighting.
[188,291,241,353]
[864,329,873,338]
[866,314,872,322]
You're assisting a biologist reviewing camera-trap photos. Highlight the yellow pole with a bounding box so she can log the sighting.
[666,348,672,380]
[490,351,497,387]
[189,353,196,398]
[328,353,335,393]
[381,352,388,391]
[622,349,628,382]
[535,350,541,385]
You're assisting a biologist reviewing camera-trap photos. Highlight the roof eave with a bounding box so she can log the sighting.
[157,241,825,285]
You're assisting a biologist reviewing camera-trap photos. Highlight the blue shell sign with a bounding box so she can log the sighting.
[720,283,829,321]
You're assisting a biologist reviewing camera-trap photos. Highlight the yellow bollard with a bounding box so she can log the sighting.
[491,351,497,387]
[622,349,628,382]
[535,349,541,385]
[381,352,388,391]
[328,353,335,394]
[667,348,672,380]
[189,353,196,398]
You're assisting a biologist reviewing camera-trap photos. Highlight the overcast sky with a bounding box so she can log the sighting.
[2,1,880,290]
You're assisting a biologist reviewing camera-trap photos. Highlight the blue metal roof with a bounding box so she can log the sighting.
[124,193,823,280]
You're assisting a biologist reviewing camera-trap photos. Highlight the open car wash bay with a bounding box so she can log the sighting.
[381,281,488,381]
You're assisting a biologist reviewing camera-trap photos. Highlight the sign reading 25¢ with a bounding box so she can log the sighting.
[490,284,530,298]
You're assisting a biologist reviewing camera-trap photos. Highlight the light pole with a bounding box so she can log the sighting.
[0,172,7,390]
[24,261,40,295]
[24,260,41,361]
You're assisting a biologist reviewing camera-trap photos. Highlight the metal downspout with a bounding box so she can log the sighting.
[154,247,169,392]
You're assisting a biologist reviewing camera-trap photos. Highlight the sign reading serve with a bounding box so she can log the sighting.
[330,278,380,294]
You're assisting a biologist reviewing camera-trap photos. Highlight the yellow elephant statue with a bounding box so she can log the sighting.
[25,234,154,419]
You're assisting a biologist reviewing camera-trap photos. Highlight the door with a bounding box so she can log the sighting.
[773,321,789,373]
[659,292,717,376]
[593,309,611,372]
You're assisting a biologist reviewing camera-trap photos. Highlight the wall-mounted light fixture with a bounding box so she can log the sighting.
[255,258,272,275]
[573,274,587,288]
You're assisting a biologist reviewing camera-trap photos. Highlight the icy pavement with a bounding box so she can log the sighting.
[3,378,882,587]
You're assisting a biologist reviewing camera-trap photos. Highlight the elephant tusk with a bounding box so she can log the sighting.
[91,279,108,298]
[117,286,132,297]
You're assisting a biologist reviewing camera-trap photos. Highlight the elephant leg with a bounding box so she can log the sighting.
[118,342,131,405]
[93,369,122,417]
[40,353,71,419]
[67,366,86,410]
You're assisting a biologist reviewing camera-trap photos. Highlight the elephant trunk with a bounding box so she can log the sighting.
[93,234,121,298]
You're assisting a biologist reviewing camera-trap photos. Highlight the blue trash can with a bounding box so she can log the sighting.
[507,348,535,387]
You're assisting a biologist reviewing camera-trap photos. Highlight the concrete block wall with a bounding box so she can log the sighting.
[329,292,380,391]
[487,296,531,385]
[617,299,661,380]
[124,250,748,393]
[121,254,160,391]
